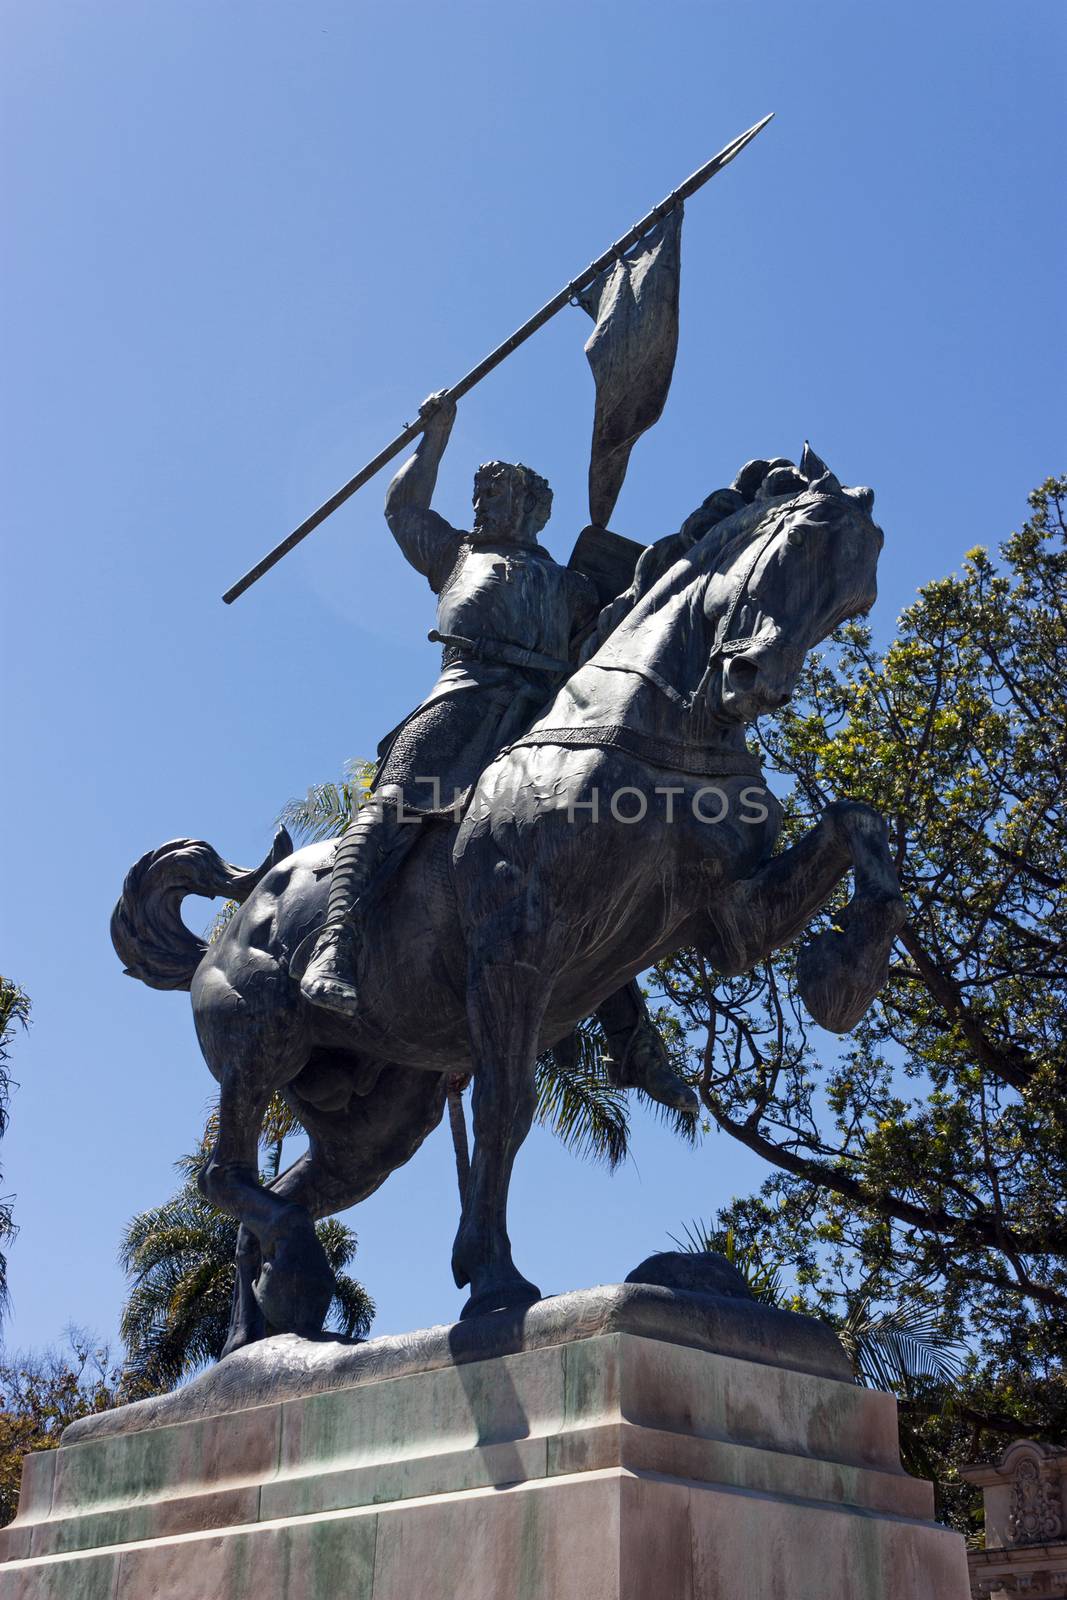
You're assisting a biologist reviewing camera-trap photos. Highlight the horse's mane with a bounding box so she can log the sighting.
[578,495,784,679]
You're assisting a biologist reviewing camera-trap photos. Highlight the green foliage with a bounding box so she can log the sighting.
[119,1146,373,1391]
[0,979,30,1321]
[654,479,1067,1521]
[278,757,376,844]
[0,1331,130,1527]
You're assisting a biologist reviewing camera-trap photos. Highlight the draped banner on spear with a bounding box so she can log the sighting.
[577,203,684,531]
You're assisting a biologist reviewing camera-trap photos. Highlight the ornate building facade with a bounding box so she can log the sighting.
[964,1440,1067,1598]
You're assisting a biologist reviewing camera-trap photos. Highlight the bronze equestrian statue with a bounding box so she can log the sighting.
[113,436,905,1350]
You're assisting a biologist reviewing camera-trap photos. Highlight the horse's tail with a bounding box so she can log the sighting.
[111,828,293,991]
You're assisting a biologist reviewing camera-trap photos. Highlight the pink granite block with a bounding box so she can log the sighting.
[685,1473,969,1600]
[8,1451,56,1527]
[619,1471,695,1600]
[0,1313,970,1599]
[263,1433,548,1519]
[278,1343,567,1476]
[109,1511,379,1600]
[548,1419,933,1521]
[0,1548,121,1600]
[370,1471,624,1600]
[29,1483,262,1556]
[618,1333,902,1471]
[0,1531,31,1566]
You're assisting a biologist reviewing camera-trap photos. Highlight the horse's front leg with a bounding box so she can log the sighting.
[709,800,905,1031]
[452,955,549,1320]
[794,804,907,1031]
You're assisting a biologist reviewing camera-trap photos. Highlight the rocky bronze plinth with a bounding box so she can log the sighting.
[0,1283,969,1599]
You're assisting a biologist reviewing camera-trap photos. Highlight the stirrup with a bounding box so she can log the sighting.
[300,922,361,1018]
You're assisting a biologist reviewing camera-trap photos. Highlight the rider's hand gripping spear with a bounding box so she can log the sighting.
[221,113,773,606]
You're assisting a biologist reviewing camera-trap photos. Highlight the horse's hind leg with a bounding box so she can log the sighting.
[193,957,337,1351]
[270,1060,447,1223]
[201,1062,337,1349]
[228,1225,266,1351]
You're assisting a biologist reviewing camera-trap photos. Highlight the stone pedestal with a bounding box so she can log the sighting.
[0,1283,970,1598]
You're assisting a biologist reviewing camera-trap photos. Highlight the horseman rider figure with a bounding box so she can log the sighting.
[301,391,697,1115]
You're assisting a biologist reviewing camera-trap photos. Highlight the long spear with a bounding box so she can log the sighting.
[222,113,773,605]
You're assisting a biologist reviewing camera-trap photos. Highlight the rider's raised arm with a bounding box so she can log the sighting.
[384,392,462,591]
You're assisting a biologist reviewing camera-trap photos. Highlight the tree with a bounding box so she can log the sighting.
[0,979,30,1320]
[120,1144,373,1391]
[0,1330,125,1526]
[653,478,1067,1518]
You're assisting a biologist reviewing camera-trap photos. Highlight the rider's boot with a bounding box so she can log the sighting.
[301,785,409,1020]
[598,980,698,1117]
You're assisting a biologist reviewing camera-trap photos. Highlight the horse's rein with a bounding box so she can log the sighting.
[707,511,788,664]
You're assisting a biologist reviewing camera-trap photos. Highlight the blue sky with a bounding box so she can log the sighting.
[2,0,1063,1356]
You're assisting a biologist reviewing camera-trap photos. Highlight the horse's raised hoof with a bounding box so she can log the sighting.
[252,1210,336,1338]
[797,892,906,1033]
[459,1278,542,1322]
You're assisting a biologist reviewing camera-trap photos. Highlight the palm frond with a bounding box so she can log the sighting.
[0,977,30,1153]
[278,782,355,844]
[0,979,31,1054]
[326,1272,375,1339]
[839,1298,966,1391]
[313,1217,360,1275]
[277,759,376,844]
[261,1093,303,1150]
[199,1094,304,1175]
[535,1022,630,1169]
[641,1090,699,1146]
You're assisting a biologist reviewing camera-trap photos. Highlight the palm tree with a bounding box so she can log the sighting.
[535,1017,630,1170]
[279,761,648,1189]
[120,1146,373,1391]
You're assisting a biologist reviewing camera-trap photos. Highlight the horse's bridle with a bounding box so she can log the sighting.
[672,509,791,713]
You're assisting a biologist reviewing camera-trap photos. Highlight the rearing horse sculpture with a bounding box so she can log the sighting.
[113,455,905,1351]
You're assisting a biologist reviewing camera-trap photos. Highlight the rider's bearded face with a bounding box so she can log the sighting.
[472,468,525,544]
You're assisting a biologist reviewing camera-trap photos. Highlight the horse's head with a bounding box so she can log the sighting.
[697,447,883,725]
